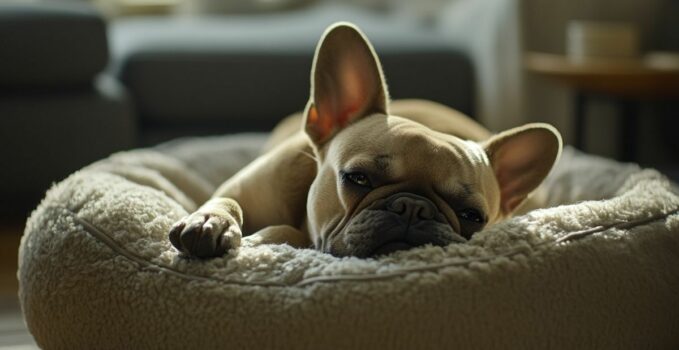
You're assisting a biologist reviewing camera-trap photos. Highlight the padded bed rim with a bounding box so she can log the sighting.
[43,202,679,288]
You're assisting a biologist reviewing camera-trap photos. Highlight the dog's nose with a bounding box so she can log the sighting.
[385,193,437,222]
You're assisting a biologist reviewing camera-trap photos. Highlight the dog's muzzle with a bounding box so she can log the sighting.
[331,193,465,257]
[385,193,437,223]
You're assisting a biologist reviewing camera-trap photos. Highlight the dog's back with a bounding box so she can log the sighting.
[264,99,492,152]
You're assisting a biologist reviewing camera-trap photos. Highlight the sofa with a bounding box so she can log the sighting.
[0,2,135,215]
[109,2,476,145]
[0,1,475,216]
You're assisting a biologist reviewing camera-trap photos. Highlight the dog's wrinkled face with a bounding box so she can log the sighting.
[308,115,501,257]
[302,23,561,257]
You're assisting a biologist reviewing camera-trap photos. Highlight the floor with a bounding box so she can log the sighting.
[0,221,38,349]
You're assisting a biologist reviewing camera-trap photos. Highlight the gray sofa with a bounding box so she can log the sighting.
[0,2,475,216]
[0,2,135,215]
[110,3,475,145]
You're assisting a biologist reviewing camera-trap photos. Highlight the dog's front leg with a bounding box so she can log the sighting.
[169,197,244,258]
[169,133,314,258]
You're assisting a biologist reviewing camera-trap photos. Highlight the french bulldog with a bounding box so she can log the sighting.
[169,22,562,258]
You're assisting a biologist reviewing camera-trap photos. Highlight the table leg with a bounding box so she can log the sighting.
[574,91,587,151]
[618,99,639,162]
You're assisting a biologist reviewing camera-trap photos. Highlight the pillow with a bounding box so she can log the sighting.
[19,134,679,349]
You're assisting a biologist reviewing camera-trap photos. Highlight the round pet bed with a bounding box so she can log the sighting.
[18,133,679,349]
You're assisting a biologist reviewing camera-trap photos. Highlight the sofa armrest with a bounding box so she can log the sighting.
[0,2,108,88]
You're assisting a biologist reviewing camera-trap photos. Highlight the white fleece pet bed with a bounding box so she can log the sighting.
[19,134,679,349]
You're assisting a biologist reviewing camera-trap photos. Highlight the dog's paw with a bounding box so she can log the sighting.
[168,211,242,258]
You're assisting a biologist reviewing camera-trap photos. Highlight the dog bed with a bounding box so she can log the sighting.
[18,133,679,349]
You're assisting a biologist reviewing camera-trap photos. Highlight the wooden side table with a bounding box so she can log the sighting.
[525,52,679,161]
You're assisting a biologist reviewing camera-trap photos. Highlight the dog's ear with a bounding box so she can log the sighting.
[483,123,562,215]
[304,22,389,145]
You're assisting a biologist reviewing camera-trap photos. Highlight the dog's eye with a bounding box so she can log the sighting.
[343,172,372,188]
[458,208,485,224]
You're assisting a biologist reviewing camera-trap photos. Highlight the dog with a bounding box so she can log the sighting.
[169,22,562,259]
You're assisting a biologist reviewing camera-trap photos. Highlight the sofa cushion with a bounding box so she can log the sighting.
[110,3,474,135]
[0,2,109,88]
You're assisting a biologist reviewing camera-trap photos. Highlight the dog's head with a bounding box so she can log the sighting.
[303,23,561,257]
